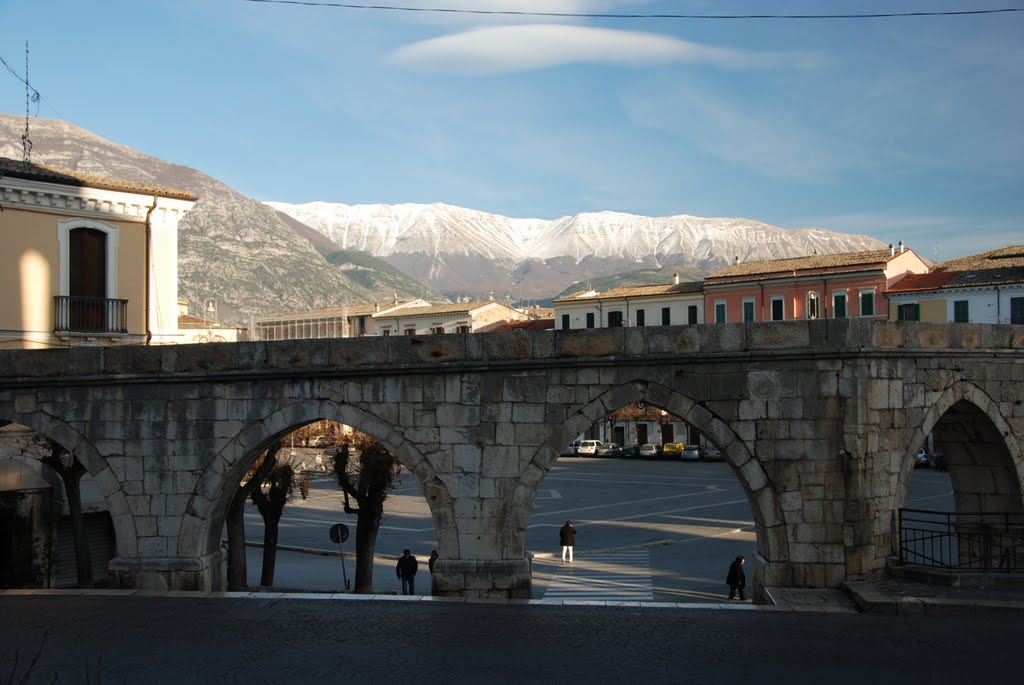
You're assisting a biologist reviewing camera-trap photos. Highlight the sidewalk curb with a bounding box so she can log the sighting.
[843,582,1024,619]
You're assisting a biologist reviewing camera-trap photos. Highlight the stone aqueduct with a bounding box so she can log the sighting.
[1,319,1022,600]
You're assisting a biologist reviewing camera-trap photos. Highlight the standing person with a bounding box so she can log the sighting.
[559,520,576,563]
[396,549,418,595]
[726,554,746,601]
[428,550,439,574]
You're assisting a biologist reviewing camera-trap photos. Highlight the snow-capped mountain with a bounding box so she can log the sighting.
[267,201,887,298]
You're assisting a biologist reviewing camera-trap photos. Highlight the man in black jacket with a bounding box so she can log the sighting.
[396,549,418,595]
[726,555,746,601]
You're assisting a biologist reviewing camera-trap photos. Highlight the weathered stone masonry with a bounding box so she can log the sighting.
[1,320,1022,599]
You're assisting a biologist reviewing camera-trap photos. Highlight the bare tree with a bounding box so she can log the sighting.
[225,443,302,590]
[332,437,401,594]
[225,448,278,591]
[248,444,297,588]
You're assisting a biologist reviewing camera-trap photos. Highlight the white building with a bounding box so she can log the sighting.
[374,300,529,336]
[886,245,1024,324]
[552,276,705,330]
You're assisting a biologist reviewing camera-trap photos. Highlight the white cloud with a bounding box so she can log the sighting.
[389,24,760,74]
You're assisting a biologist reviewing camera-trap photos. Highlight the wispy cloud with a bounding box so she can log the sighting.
[388,24,802,74]
[622,81,852,179]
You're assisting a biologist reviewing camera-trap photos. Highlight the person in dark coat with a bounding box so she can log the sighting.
[726,554,746,601]
[396,549,418,595]
[428,550,439,573]
[559,520,576,563]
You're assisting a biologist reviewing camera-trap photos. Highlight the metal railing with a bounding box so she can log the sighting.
[53,296,128,335]
[897,508,1024,572]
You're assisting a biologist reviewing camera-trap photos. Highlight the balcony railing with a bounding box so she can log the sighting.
[896,508,1024,572]
[53,296,129,335]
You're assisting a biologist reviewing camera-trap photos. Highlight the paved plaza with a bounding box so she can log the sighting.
[0,592,1018,684]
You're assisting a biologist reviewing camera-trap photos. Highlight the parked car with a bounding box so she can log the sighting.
[915,448,930,468]
[660,442,683,458]
[638,443,660,459]
[595,442,623,458]
[621,445,640,459]
[309,435,334,448]
[575,439,602,456]
[560,442,579,457]
[702,445,722,461]
[680,444,702,461]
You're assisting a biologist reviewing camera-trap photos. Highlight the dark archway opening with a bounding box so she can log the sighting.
[897,400,1022,572]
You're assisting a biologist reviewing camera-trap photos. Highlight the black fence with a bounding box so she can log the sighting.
[896,508,1024,572]
[53,296,128,335]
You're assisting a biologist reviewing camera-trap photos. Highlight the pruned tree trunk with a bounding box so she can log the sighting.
[249,446,293,589]
[352,503,382,594]
[334,440,400,595]
[259,506,283,587]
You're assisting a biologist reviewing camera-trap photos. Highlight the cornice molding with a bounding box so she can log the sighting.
[0,175,194,225]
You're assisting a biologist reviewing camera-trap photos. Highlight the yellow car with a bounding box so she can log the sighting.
[660,442,684,458]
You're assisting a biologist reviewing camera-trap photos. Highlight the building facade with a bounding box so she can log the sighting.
[254,299,431,341]
[374,301,529,336]
[702,243,930,324]
[0,157,196,349]
[886,245,1024,324]
[552,277,705,330]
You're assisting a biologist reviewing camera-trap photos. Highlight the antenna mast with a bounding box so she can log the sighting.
[22,41,32,165]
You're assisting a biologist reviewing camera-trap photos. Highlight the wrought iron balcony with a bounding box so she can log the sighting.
[53,296,129,335]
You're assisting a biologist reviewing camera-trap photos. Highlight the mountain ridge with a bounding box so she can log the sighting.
[268,200,887,299]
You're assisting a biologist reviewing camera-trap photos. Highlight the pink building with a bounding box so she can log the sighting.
[703,243,930,323]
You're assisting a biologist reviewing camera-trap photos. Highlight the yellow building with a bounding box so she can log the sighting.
[0,157,196,349]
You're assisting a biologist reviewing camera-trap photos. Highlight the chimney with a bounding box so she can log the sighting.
[899,240,905,254]
[889,243,894,256]
[673,272,679,285]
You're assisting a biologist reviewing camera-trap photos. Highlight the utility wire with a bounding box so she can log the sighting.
[240,0,1024,20]
[0,53,64,121]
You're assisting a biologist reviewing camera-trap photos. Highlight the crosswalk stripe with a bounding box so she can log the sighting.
[541,550,654,601]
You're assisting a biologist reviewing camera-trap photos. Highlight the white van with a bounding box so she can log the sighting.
[575,440,602,456]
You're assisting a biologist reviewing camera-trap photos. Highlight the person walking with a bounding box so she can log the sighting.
[428,550,439,574]
[396,549,418,595]
[726,554,746,601]
[559,520,576,563]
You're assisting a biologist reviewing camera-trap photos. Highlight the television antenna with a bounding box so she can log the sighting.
[22,42,36,164]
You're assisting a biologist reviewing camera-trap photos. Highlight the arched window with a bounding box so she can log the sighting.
[57,219,120,332]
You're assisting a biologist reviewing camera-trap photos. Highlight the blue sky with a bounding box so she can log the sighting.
[1,1,1021,261]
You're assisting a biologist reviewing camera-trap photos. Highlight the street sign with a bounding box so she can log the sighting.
[329,523,349,544]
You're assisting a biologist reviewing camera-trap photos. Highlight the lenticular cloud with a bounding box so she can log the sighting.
[389,24,747,74]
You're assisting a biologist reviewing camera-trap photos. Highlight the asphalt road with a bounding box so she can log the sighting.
[0,594,1013,684]
[244,452,952,600]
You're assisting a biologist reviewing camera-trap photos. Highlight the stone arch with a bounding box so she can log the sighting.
[1,410,137,558]
[180,395,455,563]
[511,378,786,569]
[897,380,1023,516]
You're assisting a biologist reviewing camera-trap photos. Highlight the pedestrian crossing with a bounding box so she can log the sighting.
[541,550,654,601]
